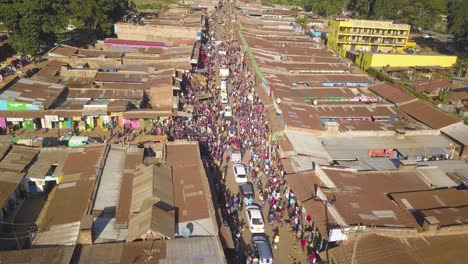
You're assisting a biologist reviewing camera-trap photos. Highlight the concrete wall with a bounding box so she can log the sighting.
[328,19,411,57]
[358,53,458,70]
[339,129,440,137]
[60,68,98,79]
[115,23,200,41]
[52,57,123,69]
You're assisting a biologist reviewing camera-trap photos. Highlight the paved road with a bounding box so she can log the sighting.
[209,4,311,264]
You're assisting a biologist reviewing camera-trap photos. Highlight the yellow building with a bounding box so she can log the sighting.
[356,53,458,70]
[327,18,411,57]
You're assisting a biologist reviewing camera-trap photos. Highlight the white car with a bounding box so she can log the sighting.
[224,106,232,117]
[220,91,229,104]
[246,205,265,233]
[220,80,227,92]
[233,163,247,183]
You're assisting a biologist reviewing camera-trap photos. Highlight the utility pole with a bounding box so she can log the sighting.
[350,225,366,264]
[14,231,21,250]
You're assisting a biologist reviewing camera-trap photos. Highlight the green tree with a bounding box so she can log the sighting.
[447,0,468,48]
[0,0,68,54]
[303,0,347,17]
[347,0,371,18]
[295,14,310,30]
[70,0,129,36]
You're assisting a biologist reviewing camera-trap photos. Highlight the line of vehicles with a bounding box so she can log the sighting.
[220,78,273,262]
[232,161,273,263]
[214,45,273,263]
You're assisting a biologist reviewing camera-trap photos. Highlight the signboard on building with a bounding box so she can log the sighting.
[6,117,24,122]
[0,100,41,111]
[45,115,59,122]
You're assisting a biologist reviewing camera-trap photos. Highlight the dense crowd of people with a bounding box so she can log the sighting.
[0,55,35,81]
[185,8,322,264]
[110,3,323,263]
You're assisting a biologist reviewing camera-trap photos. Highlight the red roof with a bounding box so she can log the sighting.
[411,79,451,94]
[104,38,167,47]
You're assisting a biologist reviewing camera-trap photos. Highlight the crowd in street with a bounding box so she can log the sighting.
[108,4,324,263]
[183,8,322,264]
[0,55,35,81]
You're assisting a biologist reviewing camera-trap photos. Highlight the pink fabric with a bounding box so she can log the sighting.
[123,119,141,128]
[0,118,6,128]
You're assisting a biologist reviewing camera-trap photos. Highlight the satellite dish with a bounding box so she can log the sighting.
[182,227,192,238]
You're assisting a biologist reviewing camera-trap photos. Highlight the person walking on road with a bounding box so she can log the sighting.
[273,234,280,249]
[248,195,254,206]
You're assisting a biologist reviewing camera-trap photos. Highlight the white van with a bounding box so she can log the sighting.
[68,136,95,147]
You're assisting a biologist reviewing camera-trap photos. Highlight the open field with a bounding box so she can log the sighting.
[133,0,179,10]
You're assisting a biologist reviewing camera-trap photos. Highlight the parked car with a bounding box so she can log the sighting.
[251,235,273,264]
[220,80,227,92]
[224,116,234,126]
[246,205,265,233]
[224,106,232,117]
[231,147,242,163]
[233,163,248,183]
[227,125,236,137]
[221,94,229,104]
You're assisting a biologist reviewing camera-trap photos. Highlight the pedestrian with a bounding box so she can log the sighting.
[301,238,307,252]
[309,250,318,264]
[252,256,259,264]
[246,255,252,264]
[306,214,312,229]
[296,225,303,241]
[272,234,280,249]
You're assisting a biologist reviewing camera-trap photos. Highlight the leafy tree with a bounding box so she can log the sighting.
[447,0,468,47]
[303,0,347,17]
[70,0,129,36]
[347,0,371,18]
[295,14,310,29]
[0,0,68,54]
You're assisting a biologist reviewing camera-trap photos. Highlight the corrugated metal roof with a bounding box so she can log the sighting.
[285,131,332,161]
[79,242,124,264]
[33,222,80,246]
[0,246,74,264]
[324,135,452,160]
[93,217,128,243]
[93,148,126,212]
[162,237,225,264]
[417,167,457,188]
[153,164,174,206]
[127,204,175,242]
[130,165,156,213]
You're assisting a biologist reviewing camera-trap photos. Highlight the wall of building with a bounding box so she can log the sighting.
[357,53,458,70]
[60,68,98,79]
[115,23,200,41]
[328,19,411,57]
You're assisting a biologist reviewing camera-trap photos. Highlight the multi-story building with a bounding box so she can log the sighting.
[328,18,411,57]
